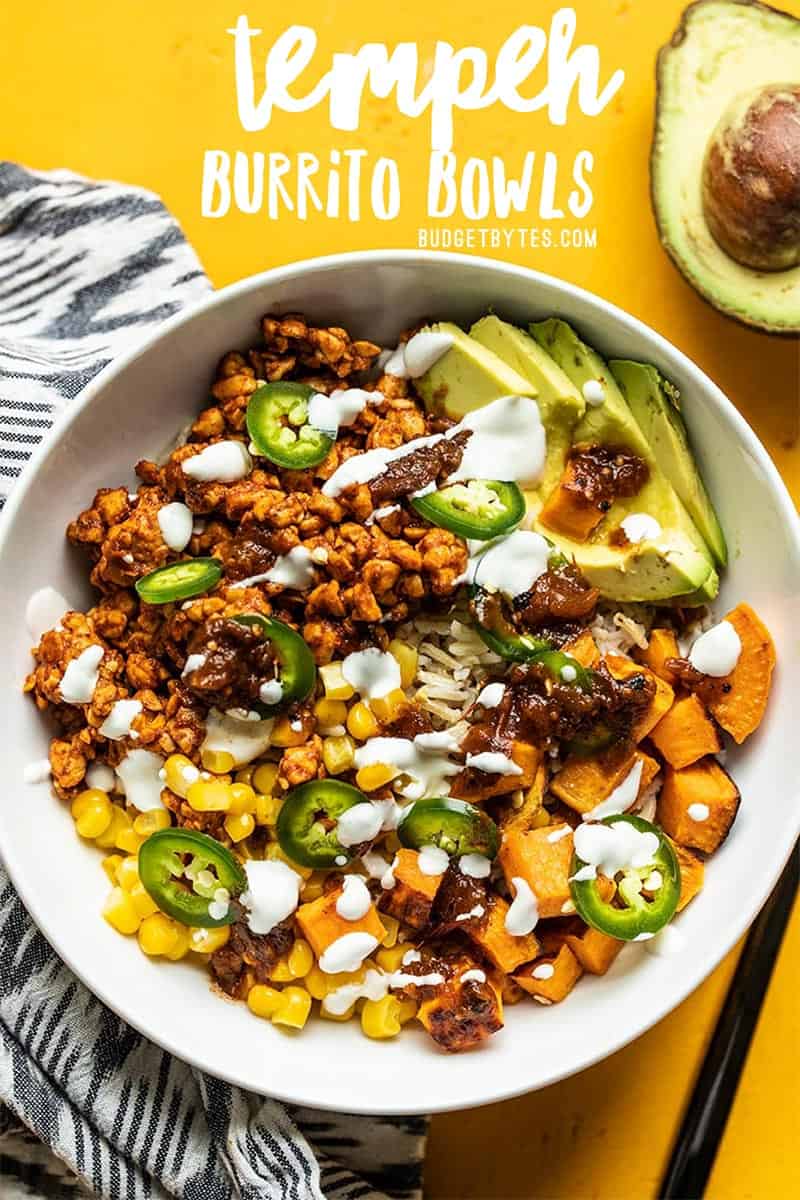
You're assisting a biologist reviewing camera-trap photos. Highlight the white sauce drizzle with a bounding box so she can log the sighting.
[259,679,284,705]
[460,968,487,984]
[361,850,391,879]
[319,931,381,975]
[687,802,710,822]
[572,820,659,883]
[23,759,52,784]
[465,751,523,776]
[231,545,316,591]
[417,845,450,876]
[157,502,193,551]
[465,530,552,598]
[26,587,69,642]
[582,379,606,407]
[59,645,104,704]
[201,708,273,767]
[402,949,422,965]
[99,699,142,741]
[86,762,115,791]
[505,877,539,936]
[582,758,644,822]
[560,664,578,682]
[342,648,401,699]
[353,735,460,801]
[456,904,486,922]
[459,853,492,879]
[241,859,301,935]
[307,387,383,437]
[115,750,165,811]
[335,875,373,921]
[476,682,505,709]
[182,441,251,482]
[337,802,385,847]
[182,653,207,678]
[365,504,400,526]
[688,620,742,677]
[620,513,663,544]
[547,825,573,844]
[403,330,455,378]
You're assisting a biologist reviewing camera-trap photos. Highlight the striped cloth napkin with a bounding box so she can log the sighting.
[0,162,427,1200]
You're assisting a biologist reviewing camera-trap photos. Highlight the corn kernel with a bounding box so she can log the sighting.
[304,964,330,1000]
[101,854,124,884]
[189,925,230,954]
[314,698,348,730]
[272,986,312,1030]
[234,765,255,786]
[164,753,201,798]
[270,956,294,983]
[369,689,408,724]
[133,809,172,837]
[380,915,400,948]
[71,789,112,839]
[252,762,279,795]
[255,794,282,826]
[322,735,355,776]
[187,778,232,813]
[346,702,380,742]
[103,887,141,935]
[247,984,283,1019]
[115,855,140,892]
[138,912,179,956]
[130,881,159,919]
[397,998,418,1025]
[200,748,236,774]
[319,662,355,701]
[361,994,402,1039]
[94,805,131,850]
[116,827,146,855]
[288,939,314,978]
[165,924,191,961]
[228,782,257,816]
[225,812,255,843]
[264,842,313,879]
[388,641,418,690]
[355,762,398,792]
[271,716,308,747]
[300,873,326,903]
[376,944,408,973]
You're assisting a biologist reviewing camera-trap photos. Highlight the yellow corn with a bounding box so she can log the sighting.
[189,925,230,955]
[101,854,124,884]
[115,855,140,893]
[164,924,191,961]
[138,912,179,956]
[264,842,313,879]
[255,794,282,826]
[288,939,314,978]
[269,957,294,982]
[252,762,279,795]
[272,986,312,1030]
[380,915,400,948]
[271,716,308,747]
[94,805,131,850]
[229,782,256,815]
[200,748,236,774]
[187,778,232,813]
[314,698,348,730]
[299,873,326,903]
[319,662,355,701]
[116,827,146,855]
[361,995,403,1039]
[71,788,112,839]
[129,881,159,919]
[320,1003,356,1022]
[355,762,398,792]
[304,964,330,1000]
[133,809,172,837]
[397,998,418,1025]
[103,887,141,935]
[234,765,255,786]
[368,689,408,724]
[346,702,380,742]
[388,641,418,690]
[163,753,201,798]
[225,812,255,842]
[376,944,408,973]
[247,984,283,1019]
[321,735,355,776]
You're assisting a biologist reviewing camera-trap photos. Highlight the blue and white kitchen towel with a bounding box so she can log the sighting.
[0,163,427,1200]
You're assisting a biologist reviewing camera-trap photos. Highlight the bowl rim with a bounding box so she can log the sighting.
[2,248,799,1115]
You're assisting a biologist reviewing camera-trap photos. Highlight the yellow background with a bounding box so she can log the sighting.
[1,1,798,1195]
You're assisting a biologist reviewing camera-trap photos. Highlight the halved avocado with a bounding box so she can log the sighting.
[411,322,534,418]
[652,0,800,334]
[609,360,727,566]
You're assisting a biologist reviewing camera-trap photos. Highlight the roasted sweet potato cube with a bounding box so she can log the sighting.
[499,761,550,833]
[417,966,504,1052]
[378,848,442,930]
[467,896,539,973]
[550,742,637,815]
[605,652,674,740]
[564,925,624,975]
[657,758,740,853]
[539,463,604,541]
[649,693,722,769]
[637,751,661,794]
[636,627,679,685]
[697,604,776,744]
[296,886,386,958]
[451,740,541,803]
[499,825,574,918]
[515,944,583,1004]
[564,629,601,667]
[670,840,705,911]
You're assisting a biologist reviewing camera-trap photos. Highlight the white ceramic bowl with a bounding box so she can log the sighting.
[1,251,798,1115]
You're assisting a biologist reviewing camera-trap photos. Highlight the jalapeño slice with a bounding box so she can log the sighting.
[276,780,368,868]
[398,797,499,859]
[469,586,551,663]
[412,480,525,541]
[246,382,333,469]
[569,813,681,941]
[231,614,316,716]
[138,829,247,927]
[136,558,222,605]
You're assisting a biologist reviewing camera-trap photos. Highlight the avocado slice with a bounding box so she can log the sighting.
[609,359,727,566]
[529,319,717,604]
[652,0,800,334]
[412,322,535,418]
[468,315,585,496]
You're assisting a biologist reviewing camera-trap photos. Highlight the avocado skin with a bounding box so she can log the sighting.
[610,359,727,567]
[651,0,800,335]
[529,319,717,605]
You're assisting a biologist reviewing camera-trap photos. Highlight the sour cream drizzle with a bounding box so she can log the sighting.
[99,699,142,741]
[307,387,384,437]
[417,845,450,876]
[242,859,302,935]
[572,820,659,883]
[465,751,523,776]
[342,648,401,699]
[59,645,103,704]
[476,682,505,709]
[115,749,165,811]
[335,875,373,921]
[182,441,251,482]
[319,931,381,974]
[465,529,552,598]
[582,758,643,822]
[353,734,460,801]
[201,708,274,766]
[337,802,386,847]
[620,513,663,544]
[688,620,742,677]
[459,853,492,878]
[505,877,539,936]
[230,545,316,591]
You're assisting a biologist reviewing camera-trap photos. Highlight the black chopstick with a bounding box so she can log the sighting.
[660,842,799,1199]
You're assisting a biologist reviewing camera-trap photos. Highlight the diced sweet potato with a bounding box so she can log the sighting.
[296,886,386,958]
[451,740,541,803]
[515,944,583,1004]
[564,925,624,975]
[550,742,636,815]
[636,628,680,685]
[539,463,604,541]
[499,825,574,918]
[670,841,705,911]
[564,629,601,667]
[606,652,674,740]
[637,751,661,795]
[417,964,504,1052]
[649,693,722,769]
[657,758,740,853]
[467,896,539,973]
[698,604,776,744]
[499,761,550,833]
[378,848,442,930]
